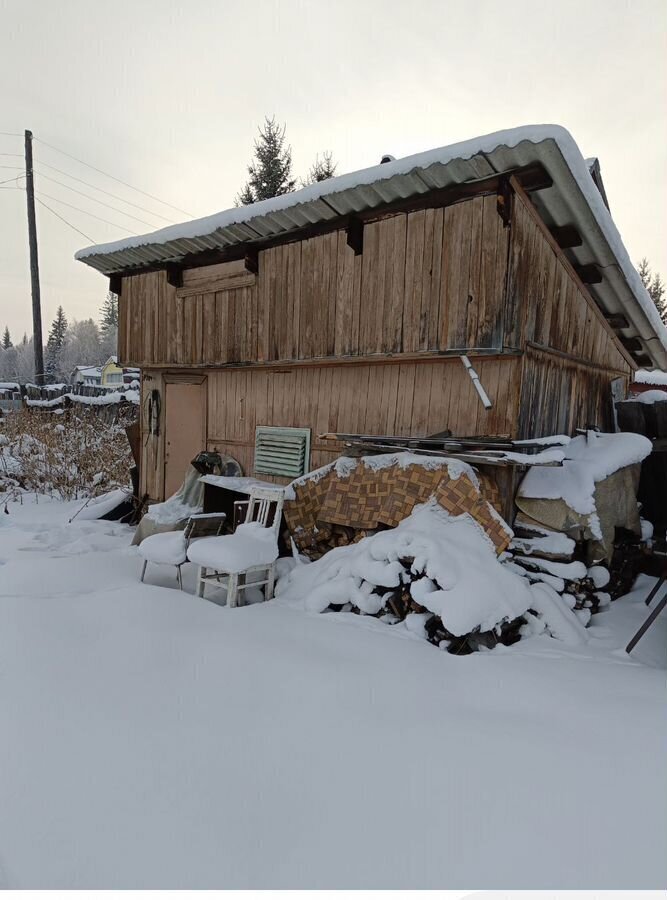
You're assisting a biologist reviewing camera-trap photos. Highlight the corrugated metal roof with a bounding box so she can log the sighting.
[75,124,667,367]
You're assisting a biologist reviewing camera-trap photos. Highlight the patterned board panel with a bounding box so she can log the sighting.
[284,461,511,558]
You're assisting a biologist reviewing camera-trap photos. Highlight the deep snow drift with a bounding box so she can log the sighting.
[0,496,665,889]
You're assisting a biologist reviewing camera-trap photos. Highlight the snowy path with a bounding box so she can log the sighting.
[0,497,665,889]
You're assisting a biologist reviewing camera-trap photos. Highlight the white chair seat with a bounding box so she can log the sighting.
[187,523,278,574]
[138,530,188,565]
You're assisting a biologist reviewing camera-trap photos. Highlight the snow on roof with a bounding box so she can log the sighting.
[74,124,667,366]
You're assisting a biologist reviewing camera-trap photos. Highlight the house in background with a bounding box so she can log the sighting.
[71,365,102,386]
[101,355,124,388]
[76,124,667,503]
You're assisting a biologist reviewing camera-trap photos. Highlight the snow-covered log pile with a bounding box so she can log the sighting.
[277,499,588,654]
[502,521,611,624]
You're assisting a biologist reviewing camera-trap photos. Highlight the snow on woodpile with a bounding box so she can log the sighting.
[518,431,651,516]
[276,499,587,653]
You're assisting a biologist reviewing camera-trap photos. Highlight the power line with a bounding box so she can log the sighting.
[34,159,176,224]
[34,134,194,217]
[35,196,96,244]
[0,173,22,185]
[0,131,21,137]
[35,189,140,234]
[34,171,164,229]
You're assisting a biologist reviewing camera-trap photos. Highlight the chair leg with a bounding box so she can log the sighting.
[140,559,148,583]
[176,565,183,591]
[196,566,206,598]
[227,573,239,608]
[266,564,275,601]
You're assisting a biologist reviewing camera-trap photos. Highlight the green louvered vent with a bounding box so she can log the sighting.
[254,426,311,478]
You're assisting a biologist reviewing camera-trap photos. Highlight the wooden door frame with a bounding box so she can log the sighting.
[162,372,208,497]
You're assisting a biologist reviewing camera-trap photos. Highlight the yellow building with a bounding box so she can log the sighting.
[100,355,124,388]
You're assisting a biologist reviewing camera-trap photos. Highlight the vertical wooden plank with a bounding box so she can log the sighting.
[403,210,425,353]
[465,196,484,347]
[386,215,407,353]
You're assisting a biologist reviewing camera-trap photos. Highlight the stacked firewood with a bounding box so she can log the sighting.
[327,558,526,656]
[502,516,612,624]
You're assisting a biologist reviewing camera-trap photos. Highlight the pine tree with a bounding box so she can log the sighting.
[45,306,68,382]
[236,117,296,205]
[638,257,652,290]
[2,326,11,349]
[651,273,666,322]
[305,151,337,184]
[638,258,667,323]
[99,292,118,335]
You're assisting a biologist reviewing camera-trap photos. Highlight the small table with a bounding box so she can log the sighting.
[199,475,286,530]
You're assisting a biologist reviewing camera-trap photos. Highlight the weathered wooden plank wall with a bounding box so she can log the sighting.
[119,194,510,368]
[203,355,521,487]
[507,185,633,374]
[517,346,627,437]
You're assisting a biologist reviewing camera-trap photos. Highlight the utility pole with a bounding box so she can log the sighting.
[24,129,44,385]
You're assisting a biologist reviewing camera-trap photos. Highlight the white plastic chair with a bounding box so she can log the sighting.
[138,512,227,589]
[188,486,284,606]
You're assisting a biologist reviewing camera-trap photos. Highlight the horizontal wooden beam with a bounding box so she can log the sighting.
[574,263,603,284]
[526,342,632,378]
[128,348,523,373]
[549,224,582,249]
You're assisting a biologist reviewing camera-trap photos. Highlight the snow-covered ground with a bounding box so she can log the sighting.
[0,496,665,889]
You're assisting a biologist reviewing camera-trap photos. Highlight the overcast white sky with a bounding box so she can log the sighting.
[1,0,665,339]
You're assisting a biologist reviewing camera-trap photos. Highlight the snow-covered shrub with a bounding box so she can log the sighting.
[0,406,134,501]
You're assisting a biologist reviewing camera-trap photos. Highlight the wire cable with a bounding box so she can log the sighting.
[35,196,96,243]
[34,171,163,229]
[35,190,139,234]
[0,131,22,137]
[0,173,22,185]
[34,160,176,224]
[34,135,193,217]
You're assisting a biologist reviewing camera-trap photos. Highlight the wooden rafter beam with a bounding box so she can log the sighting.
[108,274,122,296]
[244,248,259,274]
[549,224,582,249]
[165,264,183,288]
[620,336,643,353]
[604,313,630,330]
[574,263,603,284]
[346,218,364,256]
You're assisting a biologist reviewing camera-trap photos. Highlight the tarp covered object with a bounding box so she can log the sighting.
[515,463,642,564]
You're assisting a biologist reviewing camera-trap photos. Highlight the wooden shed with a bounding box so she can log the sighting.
[76,125,667,503]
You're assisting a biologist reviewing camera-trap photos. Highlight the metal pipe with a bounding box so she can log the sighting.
[460,354,492,409]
